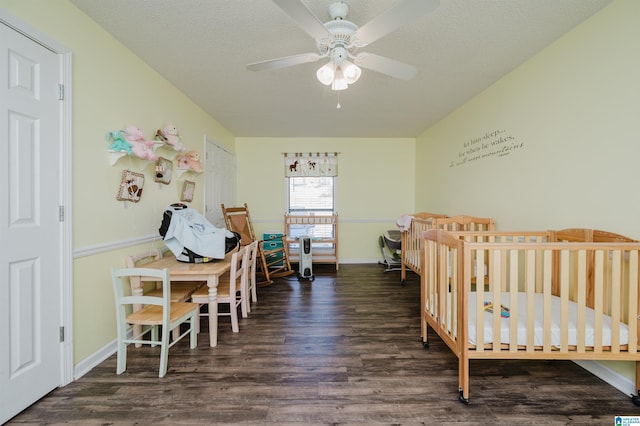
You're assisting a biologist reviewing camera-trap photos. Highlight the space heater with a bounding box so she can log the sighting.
[297,236,314,280]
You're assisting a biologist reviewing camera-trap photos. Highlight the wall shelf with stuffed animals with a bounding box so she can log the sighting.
[106,123,203,205]
[106,124,189,165]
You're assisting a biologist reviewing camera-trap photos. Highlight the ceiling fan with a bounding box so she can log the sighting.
[246,0,440,91]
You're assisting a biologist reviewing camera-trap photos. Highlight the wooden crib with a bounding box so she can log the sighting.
[400,212,447,284]
[399,214,494,284]
[421,228,640,403]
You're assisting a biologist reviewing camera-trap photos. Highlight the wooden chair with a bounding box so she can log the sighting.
[221,203,294,285]
[125,249,204,346]
[191,246,249,333]
[111,267,198,378]
[245,240,259,313]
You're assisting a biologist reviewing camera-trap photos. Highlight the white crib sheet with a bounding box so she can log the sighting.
[466,292,629,347]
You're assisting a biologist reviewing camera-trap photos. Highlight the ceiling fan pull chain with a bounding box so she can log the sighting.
[336,91,341,109]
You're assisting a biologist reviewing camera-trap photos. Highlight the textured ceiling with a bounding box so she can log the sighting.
[69,0,612,138]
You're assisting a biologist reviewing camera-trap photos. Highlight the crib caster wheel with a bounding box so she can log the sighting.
[422,341,429,349]
[631,393,640,406]
[401,279,406,286]
[459,391,469,405]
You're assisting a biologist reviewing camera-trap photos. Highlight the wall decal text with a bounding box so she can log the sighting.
[450,129,524,167]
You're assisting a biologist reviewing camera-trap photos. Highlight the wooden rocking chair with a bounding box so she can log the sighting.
[221,203,294,286]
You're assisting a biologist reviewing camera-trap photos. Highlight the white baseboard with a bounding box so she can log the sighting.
[573,360,635,397]
[74,339,117,380]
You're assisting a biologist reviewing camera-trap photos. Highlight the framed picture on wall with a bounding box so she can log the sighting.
[154,157,173,185]
[117,170,145,202]
[181,180,195,202]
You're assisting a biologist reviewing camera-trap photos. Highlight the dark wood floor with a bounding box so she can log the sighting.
[8,264,639,425]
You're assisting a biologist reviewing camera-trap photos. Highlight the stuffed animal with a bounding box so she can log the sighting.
[176,150,203,173]
[105,130,133,155]
[123,125,158,160]
[155,124,185,152]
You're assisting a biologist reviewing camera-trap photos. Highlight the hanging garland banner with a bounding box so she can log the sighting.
[284,152,338,177]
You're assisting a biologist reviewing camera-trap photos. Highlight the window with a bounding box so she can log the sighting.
[287,176,335,214]
[286,177,336,247]
[284,153,338,248]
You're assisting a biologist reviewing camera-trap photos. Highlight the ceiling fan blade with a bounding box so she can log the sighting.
[355,53,418,80]
[246,53,322,72]
[272,0,330,40]
[355,0,440,45]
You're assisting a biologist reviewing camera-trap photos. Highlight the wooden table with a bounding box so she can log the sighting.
[138,252,232,347]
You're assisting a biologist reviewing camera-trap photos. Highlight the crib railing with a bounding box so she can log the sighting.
[423,229,640,355]
[401,216,436,283]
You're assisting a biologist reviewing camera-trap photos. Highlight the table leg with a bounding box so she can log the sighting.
[207,276,218,347]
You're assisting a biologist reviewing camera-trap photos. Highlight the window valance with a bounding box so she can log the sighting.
[284,152,338,177]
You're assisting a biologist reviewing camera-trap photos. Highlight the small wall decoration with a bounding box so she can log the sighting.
[155,123,186,152]
[122,125,159,161]
[176,150,203,173]
[181,180,195,202]
[449,128,525,168]
[154,157,173,185]
[284,152,338,177]
[117,170,145,202]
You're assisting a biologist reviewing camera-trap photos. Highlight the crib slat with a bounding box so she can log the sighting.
[509,249,519,353]
[543,250,553,353]
[576,250,587,352]
[492,249,502,352]
[629,250,638,354]
[611,250,622,352]
[594,250,604,353]
[476,247,485,352]
[450,246,458,341]
[526,249,536,352]
[560,250,570,353]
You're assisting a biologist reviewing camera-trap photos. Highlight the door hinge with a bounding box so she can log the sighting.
[58,83,64,100]
[59,326,65,343]
[58,205,64,222]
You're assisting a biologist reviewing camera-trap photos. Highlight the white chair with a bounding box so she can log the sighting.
[245,240,259,313]
[191,246,248,333]
[111,267,199,378]
[125,250,203,345]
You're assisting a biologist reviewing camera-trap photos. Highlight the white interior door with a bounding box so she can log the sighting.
[204,137,236,228]
[0,21,63,424]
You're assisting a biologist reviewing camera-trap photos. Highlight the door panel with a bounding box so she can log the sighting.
[0,22,62,424]
[205,138,236,228]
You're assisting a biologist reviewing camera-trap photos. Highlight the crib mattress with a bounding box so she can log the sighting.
[466,292,629,347]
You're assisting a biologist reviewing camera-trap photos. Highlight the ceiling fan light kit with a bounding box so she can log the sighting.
[248,0,439,95]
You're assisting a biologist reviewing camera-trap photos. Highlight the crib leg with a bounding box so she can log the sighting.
[633,362,640,405]
[421,325,429,348]
[459,355,470,404]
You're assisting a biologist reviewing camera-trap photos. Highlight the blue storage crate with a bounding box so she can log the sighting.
[263,232,284,267]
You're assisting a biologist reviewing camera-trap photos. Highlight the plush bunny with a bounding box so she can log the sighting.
[105,130,133,155]
[123,125,158,160]
[155,123,185,152]
[176,150,203,173]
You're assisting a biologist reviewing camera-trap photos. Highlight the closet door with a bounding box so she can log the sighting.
[0,19,63,424]
[204,137,236,228]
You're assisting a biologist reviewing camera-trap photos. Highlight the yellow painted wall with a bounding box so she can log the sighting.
[415,0,639,383]
[0,0,234,363]
[235,137,415,261]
